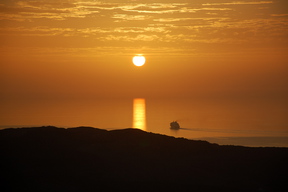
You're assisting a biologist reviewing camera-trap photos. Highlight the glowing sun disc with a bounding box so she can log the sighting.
[133,56,146,66]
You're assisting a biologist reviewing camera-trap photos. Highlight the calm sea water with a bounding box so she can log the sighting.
[1,97,288,147]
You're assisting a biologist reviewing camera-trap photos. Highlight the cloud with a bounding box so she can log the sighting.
[271,14,288,17]
[112,14,151,21]
[0,1,99,21]
[101,34,159,42]
[0,0,287,55]
[202,1,273,6]
[153,18,195,22]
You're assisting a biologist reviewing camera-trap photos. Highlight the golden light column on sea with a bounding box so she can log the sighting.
[133,98,146,131]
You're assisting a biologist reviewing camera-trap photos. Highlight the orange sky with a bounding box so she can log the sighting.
[1,0,287,101]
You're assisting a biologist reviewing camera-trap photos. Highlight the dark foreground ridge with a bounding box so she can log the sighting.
[1,126,287,192]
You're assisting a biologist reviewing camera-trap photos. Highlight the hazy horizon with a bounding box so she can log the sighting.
[1,97,288,147]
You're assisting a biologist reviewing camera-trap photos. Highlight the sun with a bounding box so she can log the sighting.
[132,55,146,67]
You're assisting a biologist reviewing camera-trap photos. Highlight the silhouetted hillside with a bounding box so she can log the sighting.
[1,126,287,192]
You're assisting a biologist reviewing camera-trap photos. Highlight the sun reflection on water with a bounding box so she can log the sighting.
[133,98,146,131]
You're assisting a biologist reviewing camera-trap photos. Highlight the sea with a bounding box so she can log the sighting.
[1,97,288,147]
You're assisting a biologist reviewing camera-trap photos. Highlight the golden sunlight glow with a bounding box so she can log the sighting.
[132,56,146,66]
[133,98,146,130]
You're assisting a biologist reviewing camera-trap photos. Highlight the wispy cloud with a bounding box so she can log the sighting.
[202,1,273,6]
[112,14,151,21]
[0,0,287,56]
[0,1,99,21]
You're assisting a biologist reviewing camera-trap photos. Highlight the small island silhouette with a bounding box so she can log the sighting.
[1,126,287,192]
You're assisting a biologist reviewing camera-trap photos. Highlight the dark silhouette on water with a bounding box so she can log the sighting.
[170,121,180,130]
[169,122,197,131]
[1,126,287,192]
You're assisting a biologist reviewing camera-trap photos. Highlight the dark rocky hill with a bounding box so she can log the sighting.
[1,126,287,192]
